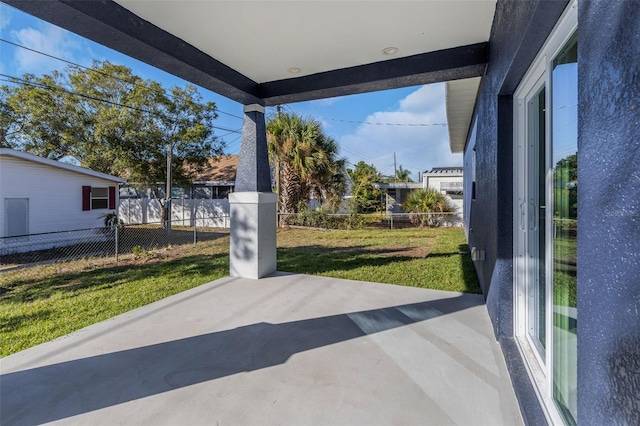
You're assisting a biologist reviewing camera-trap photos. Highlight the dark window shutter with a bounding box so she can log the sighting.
[108,186,116,210]
[82,186,91,211]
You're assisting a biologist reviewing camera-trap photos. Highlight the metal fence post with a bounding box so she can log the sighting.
[193,223,197,245]
[115,224,119,262]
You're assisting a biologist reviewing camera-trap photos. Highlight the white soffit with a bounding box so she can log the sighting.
[446,76,481,153]
[114,1,497,83]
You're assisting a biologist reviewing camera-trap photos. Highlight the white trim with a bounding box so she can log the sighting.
[229,192,276,204]
[243,104,265,114]
[0,149,126,183]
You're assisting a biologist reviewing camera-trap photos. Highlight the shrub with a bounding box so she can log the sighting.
[285,205,369,230]
[402,188,455,227]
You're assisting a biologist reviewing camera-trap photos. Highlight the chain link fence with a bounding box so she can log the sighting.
[0,218,229,269]
[1,211,464,269]
[278,211,463,230]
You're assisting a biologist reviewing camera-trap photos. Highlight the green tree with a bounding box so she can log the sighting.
[267,112,346,217]
[1,61,222,191]
[347,161,383,212]
[402,187,455,227]
[554,153,578,218]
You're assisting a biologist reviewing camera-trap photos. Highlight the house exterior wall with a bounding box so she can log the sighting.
[462,122,477,239]
[467,0,639,424]
[577,2,640,424]
[467,0,569,335]
[0,155,119,237]
[465,0,569,423]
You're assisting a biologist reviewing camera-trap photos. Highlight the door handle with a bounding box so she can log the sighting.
[528,203,537,231]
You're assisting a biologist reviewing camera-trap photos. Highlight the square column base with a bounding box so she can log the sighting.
[229,192,277,279]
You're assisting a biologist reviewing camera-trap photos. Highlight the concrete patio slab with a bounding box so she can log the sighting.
[1,273,523,425]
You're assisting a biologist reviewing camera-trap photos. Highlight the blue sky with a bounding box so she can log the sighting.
[0,3,462,181]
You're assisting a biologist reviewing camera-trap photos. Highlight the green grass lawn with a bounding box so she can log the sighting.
[277,227,479,293]
[0,227,479,357]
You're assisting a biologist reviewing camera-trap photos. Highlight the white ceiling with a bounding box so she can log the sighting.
[114,0,497,83]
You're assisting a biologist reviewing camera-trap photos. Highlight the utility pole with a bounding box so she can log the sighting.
[393,152,397,182]
[165,141,172,234]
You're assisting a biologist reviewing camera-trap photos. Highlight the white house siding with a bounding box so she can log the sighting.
[118,198,230,228]
[0,155,120,236]
[0,154,123,256]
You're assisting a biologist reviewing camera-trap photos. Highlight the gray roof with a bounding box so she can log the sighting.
[0,149,126,183]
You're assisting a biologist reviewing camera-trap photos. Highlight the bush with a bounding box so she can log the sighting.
[402,188,455,227]
[284,205,369,230]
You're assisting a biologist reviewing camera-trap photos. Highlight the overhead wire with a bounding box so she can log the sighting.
[320,115,448,127]
[0,38,244,120]
[0,75,242,135]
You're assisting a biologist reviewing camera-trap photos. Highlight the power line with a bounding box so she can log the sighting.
[217,128,243,138]
[321,116,448,127]
[0,38,244,120]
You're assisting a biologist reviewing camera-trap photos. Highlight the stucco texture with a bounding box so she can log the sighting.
[578,1,640,424]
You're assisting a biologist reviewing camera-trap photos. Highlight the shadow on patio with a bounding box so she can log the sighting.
[1,273,522,425]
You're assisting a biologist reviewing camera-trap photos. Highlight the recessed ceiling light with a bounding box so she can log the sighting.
[382,47,399,56]
[287,67,302,74]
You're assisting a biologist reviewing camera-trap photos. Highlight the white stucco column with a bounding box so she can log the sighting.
[229,104,277,279]
[229,192,277,279]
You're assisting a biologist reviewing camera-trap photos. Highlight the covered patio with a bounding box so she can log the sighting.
[1,1,525,424]
[1,273,522,425]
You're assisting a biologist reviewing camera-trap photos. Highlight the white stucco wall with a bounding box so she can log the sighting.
[423,173,464,218]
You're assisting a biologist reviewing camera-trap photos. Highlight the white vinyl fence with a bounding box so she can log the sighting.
[118,198,231,228]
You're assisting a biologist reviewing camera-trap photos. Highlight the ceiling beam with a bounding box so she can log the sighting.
[259,43,488,106]
[4,0,263,105]
[5,1,488,106]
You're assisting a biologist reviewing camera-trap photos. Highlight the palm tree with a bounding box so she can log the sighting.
[402,187,455,227]
[267,112,346,218]
[396,165,413,182]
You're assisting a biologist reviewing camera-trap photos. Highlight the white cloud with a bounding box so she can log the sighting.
[0,6,11,31]
[11,25,89,75]
[314,96,340,107]
[339,84,462,180]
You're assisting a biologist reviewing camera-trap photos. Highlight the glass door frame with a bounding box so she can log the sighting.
[513,1,577,424]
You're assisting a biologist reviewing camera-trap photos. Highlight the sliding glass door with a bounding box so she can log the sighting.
[514,2,577,424]
[526,82,547,362]
[551,32,578,424]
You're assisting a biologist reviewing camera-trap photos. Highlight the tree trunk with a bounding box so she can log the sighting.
[280,162,302,220]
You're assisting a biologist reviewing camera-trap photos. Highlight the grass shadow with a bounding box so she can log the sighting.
[278,245,418,275]
[0,253,229,305]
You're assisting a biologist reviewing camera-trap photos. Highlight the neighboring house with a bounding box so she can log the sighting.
[423,167,464,215]
[118,155,237,228]
[377,182,423,214]
[377,167,463,225]
[0,148,125,254]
